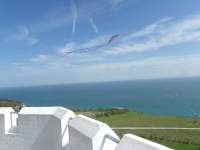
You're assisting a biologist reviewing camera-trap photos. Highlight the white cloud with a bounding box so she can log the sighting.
[12,26,30,40]
[3,26,30,43]
[107,14,200,54]
[3,25,39,46]
[88,17,99,33]
[57,42,77,55]
[9,13,200,87]
[29,54,50,63]
[81,35,108,48]
[57,14,200,56]
[77,54,200,81]
[26,37,39,46]
[123,17,172,40]
[71,0,78,33]
[111,0,125,6]
[57,35,108,55]
[9,54,200,87]
[27,1,124,35]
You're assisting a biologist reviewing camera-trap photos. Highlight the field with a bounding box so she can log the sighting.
[79,110,200,150]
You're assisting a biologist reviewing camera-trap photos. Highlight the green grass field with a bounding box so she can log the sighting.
[80,110,200,150]
[96,111,200,128]
[155,140,200,150]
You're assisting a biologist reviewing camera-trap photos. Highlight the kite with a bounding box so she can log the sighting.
[63,34,120,55]
[107,34,120,45]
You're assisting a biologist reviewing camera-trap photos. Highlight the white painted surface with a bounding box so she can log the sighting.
[0,107,173,150]
[115,134,173,150]
[67,115,119,150]
[0,107,15,134]
[0,107,75,150]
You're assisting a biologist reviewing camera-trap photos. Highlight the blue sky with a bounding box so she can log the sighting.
[0,0,200,87]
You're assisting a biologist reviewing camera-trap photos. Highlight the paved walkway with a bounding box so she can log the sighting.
[112,127,200,130]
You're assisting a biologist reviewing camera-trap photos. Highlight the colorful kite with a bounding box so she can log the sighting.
[63,34,120,55]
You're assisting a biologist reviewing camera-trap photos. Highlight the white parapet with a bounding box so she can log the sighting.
[0,107,173,150]
[67,115,119,150]
[115,134,173,150]
[0,107,16,134]
[0,107,75,150]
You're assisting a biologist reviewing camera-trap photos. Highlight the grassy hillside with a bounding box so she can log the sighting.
[96,111,200,128]
[0,99,24,111]
[79,109,200,150]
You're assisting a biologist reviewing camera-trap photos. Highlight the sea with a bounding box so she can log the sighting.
[0,77,200,117]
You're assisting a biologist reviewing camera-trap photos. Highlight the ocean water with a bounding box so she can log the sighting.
[0,77,200,117]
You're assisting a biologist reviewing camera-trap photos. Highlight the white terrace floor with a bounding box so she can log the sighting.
[0,107,173,150]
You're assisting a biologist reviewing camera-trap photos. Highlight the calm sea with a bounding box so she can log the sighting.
[0,77,200,117]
